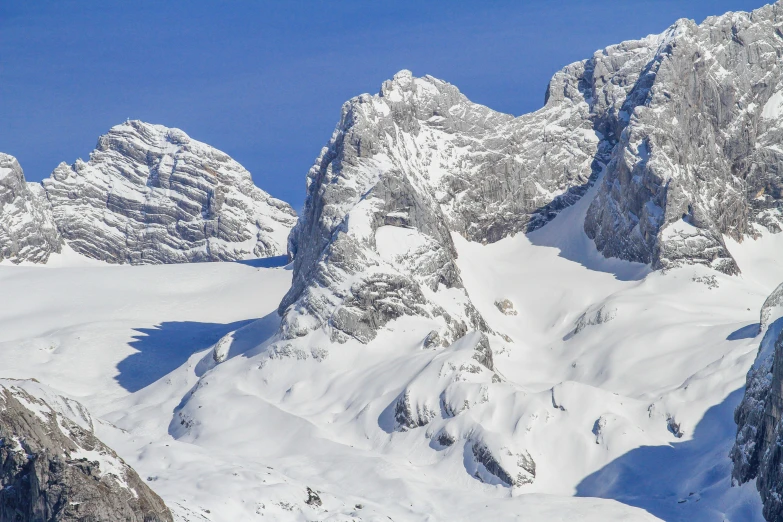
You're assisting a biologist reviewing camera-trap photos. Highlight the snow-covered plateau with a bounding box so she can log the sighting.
[10,1,783,520]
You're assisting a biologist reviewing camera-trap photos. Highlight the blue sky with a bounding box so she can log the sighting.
[0,0,764,210]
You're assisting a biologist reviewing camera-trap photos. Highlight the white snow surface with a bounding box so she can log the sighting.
[762,90,783,120]
[0,180,776,520]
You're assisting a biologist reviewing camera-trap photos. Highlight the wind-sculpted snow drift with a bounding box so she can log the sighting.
[0,379,172,521]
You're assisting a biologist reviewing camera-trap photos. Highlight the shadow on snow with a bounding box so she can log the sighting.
[233,255,290,269]
[727,323,760,341]
[116,318,257,392]
[575,388,762,521]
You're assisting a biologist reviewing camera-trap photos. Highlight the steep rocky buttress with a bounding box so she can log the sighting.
[732,282,783,521]
[0,379,172,522]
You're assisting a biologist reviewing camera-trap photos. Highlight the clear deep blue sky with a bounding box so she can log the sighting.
[0,0,764,211]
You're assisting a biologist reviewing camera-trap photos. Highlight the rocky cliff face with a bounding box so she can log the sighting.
[275,52,642,344]
[0,379,172,521]
[277,70,495,346]
[586,4,783,274]
[270,1,783,499]
[278,2,783,348]
[43,120,297,264]
[0,153,62,264]
[732,283,783,521]
[280,3,783,342]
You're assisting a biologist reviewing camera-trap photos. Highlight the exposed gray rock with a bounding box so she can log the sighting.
[471,441,536,488]
[592,416,607,445]
[423,330,442,349]
[0,379,172,522]
[471,332,494,372]
[666,415,684,439]
[585,4,783,274]
[43,120,296,264]
[733,280,783,521]
[305,487,321,507]
[394,390,437,431]
[494,299,517,316]
[0,153,62,263]
[732,327,783,521]
[761,282,783,331]
[434,430,456,447]
[573,304,618,335]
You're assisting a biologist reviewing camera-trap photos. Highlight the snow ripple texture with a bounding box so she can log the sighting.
[42,120,297,264]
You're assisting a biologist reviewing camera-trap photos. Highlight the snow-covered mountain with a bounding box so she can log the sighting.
[280,0,783,353]
[1,121,296,265]
[44,121,297,264]
[0,153,62,263]
[8,1,783,521]
[271,2,783,511]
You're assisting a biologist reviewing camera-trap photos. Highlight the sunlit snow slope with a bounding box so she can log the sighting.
[0,170,776,520]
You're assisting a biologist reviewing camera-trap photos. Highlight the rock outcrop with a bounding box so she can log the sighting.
[43,120,296,264]
[275,52,644,344]
[585,5,783,274]
[0,153,62,263]
[0,379,172,521]
[277,70,498,345]
[732,284,783,521]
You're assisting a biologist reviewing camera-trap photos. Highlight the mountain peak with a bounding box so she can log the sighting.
[0,153,62,264]
[42,121,297,264]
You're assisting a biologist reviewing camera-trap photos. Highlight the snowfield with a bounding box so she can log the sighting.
[0,188,775,521]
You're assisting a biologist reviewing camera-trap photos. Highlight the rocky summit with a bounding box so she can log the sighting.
[43,120,297,264]
[584,5,783,275]
[279,1,783,347]
[0,153,62,264]
[10,1,783,520]
[268,1,783,514]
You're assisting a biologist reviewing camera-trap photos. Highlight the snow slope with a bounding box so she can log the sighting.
[0,168,776,520]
